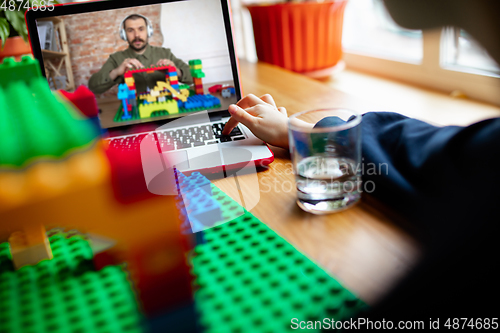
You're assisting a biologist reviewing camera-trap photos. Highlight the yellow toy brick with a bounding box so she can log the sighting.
[139,100,179,118]
[8,224,52,269]
[180,89,189,98]
[156,81,187,102]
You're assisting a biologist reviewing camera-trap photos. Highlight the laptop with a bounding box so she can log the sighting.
[26,0,274,174]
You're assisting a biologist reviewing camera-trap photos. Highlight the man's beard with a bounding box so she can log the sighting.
[129,38,147,52]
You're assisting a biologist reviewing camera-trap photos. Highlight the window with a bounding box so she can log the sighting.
[441,27,500,76]
[343,0,422,64]
[342,0,500,106]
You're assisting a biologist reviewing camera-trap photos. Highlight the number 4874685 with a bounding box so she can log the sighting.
[444,318,498,330]
[0,0,55,11]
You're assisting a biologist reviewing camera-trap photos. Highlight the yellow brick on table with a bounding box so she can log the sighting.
[8,224,52,270]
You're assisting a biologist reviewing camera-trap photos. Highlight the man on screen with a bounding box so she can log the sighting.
[88,14,192,94]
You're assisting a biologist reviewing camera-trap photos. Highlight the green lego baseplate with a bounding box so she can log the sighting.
[190,184,368,333]
[113,104,141,122]
[0,230,144,333]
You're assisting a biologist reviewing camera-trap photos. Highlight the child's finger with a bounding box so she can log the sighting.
[260,94,276,107]
[236,94,265,109]
[222,117,239,135]
[278,106,287,116]
[222,104,256,135]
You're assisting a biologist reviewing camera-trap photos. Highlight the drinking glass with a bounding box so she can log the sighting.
[288,108,362,214]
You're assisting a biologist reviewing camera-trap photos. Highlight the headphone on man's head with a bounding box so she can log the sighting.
[119,14,153,41]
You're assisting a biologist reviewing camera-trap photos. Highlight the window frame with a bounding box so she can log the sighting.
[343,28,500,106]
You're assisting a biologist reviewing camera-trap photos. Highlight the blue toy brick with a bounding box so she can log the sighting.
[184,98,202,110]
[183,95,221,110]
[128,89,136,99]
[177,206,202,234]
[175,171,223,233]
[182,188,221,228]
[176,171,212,196]
[117,84,129,100]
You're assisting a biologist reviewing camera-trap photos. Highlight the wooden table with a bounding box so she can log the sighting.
[213,60,421,305]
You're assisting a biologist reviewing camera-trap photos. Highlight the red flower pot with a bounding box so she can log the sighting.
[247,0,348,77]
[0,36,32,61]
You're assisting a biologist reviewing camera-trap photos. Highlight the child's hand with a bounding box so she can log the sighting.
[222,94,289,149]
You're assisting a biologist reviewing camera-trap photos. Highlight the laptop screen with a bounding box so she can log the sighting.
[26,0,240,132]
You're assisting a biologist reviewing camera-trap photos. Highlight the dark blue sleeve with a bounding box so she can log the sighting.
[360,112,500,319]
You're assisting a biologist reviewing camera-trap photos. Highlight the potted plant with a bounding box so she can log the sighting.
[0,0,58,59]
[245,0,348,78]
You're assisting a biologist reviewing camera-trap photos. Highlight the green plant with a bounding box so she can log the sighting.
[0,0,58,49]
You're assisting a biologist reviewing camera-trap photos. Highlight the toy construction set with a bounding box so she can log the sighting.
[0,55,366,333]
[114,59,235,123]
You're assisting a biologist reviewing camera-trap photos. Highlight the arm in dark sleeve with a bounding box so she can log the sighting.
[88,56,124,94]
[360,112,500,319]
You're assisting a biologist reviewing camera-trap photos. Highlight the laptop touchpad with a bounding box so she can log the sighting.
[188,145,223,170]
[162,150,190,171]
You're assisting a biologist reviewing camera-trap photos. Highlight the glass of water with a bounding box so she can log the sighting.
[288,109,362,214]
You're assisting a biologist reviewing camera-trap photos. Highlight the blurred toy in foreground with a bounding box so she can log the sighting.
[0,56,194,317]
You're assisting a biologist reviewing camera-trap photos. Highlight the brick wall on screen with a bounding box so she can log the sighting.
[61,5,163,98]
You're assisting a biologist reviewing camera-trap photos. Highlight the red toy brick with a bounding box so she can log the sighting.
[209,84,222,94]
[58,85,99,118]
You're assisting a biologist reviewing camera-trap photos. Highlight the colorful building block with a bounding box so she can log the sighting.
[176,171,212,195]
[0,58,194,316]
[58,85,99,118]
[156,81,187,102]
[0,77,97,171]
[191,71,206,79]
[208,84,222,94]
[117,84,132,120]
[181,187,221,230]
[175,170,221,232]
[8,224,52,269]
[188,59,202,66]
[0,56,42,89]
[139,100,179,118]
[221,87,235,98]
[183,94,220,110]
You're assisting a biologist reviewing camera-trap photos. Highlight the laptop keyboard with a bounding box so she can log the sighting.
[107,123,245,152]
